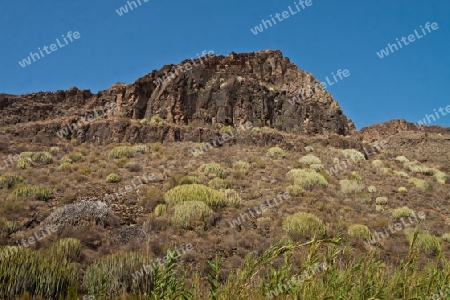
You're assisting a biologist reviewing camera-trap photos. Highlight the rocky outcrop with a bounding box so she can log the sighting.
[0,50,356,144]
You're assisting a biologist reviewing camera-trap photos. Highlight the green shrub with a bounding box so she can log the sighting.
[339,180,365,194]
[341,149,365,161]
[286,169,328,190]
[408,178,432,191]
[375,197,388,205]
[395,156,409,163]
[233,161,250,170]
[282,212,327,238]
[68,152,84,162]
[267,146,286,158]
[372,160,383,168]
[106,173,121,183]
[368,186,377,193]
[109,146,137,158]
[347,171,362,181]
[392,206,414,219]
[49,147,60,155]
[441,233,450,243]
[150,115,165,125]
[299,154,321,165]
[408,233,442,256]
[35,187,52,201]
[309,163,324,172]
[431,168,450,184]
[165,184,226,207]
[398,186,408,193]
[60,156,73,164]
[220,189,242,207]
[151,142,162,152]
[348,224,371,239]
[171,201,213,229]
[0,247,76,299]
[0,217,16,235]
[133,144,150,154]
[395,171,409,179]
[179,176,201,185]
[57,162,72,172]
[48,238,82,262]
[219,126,237,134]
[209,178,231,189]
[0,173,23,189]
[251,127,261,132]
[403,161,433,175]
[17,157,32,169]
[304,146,314,152]
[140,118,149,125]
[83,252,154,297]
[31,152,53,164]
[20,152,33,159]
[198,163,226,179]
[154,204,167,217]
[333,157,340,164]
[12,185,38,198]
[286,185,305,197]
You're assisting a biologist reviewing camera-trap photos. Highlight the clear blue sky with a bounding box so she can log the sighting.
[1,0,449,129]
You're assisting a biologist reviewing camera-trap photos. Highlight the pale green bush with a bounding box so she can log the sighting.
[106,173,121,183]
[154,204,167,217]
[49,147,60,155]
[233,161,250,170]
[309,163,324,172]
[395,171,409,179]
[60,156,73,164]
[395,156,409,163]
[282,212,326,238]
[339,180,365,194]
[165,184,226,207]
[398,186,408,193]
[431,168,450,184]
[408,178,432,191]
[17,157,32,169]
[68,152,84,162]
[347,171,362,181]
[150,115,165,125]
[372,160,383,168]
[304,146,314,152]
[31,152,53,164]
[198,163,226,179]
[441,233,450,243]
[171,201,213,229]
[286,185,305,197]
[57,163,72,172]
[49,238,82,262]
[11,185,38,198]
[209,178,231,189]
[267,146,286,158]
[404,161,433,175]
[348,224,371,239]
[341,149,365,161]
[333,157,340,164]
[392,206,414,219]
[367,186,377,193]
[109,146,137,158]
[286,169,328,190]
[0,173,23,189]
[299,154,321,165]
[407,233,442,256]
[220,189,242,207]
[375,197,388,205]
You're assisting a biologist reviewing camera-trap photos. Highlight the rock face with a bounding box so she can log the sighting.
[0,50,356,144]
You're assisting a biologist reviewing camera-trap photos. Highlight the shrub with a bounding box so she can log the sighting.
[36,187,52,201]
[198,163,226,179]
[392,206,414,219]
[339,180,365,194]
[251,127,261,132]
[441,233,450,243]
[57,163,72,172]
[154,204,167,217]
[398,186,408,193]
[431,168,450,184]
[372,160,383,168]
[12,185,38,198]
[165,184,226,207]
[0,247,77,299]
[171,201,213,229]
[407,233,442,256]
[0,217,16,235]
[395,156,409,163]
[139,118,149,125]
[309,163,324,172]
[286,185,305,197]
[133,144,150,154]
[348,224,371,239]
[333,157,340,164]
[341,149,365,161]
[60,156,73,164]
[68,152,84,162]
[267,146,286,158]
[17,157,32,169]
[403,161,433,175]
[20,152,33,159]
[220,189,242,207]
[347,171,362,181]
[106,173,121,183]
[396,171,409,179]
[375,197,388,205]
[151,142,162,152]
[299,154,321,165]
[368,186,377,193]
[286,169,328,190]
[209,178,231,189]
[109,146,136,158]
[49,147,60,155]
[83,252,154,297]
[179,175,201,185]
[282,212,326,238]
[48,238,82,262]
[219,126,237,134]
[31,152,53,164]
[0,173,23,189]
[304,146,314,152]
[233,161,250,170]
[150,115,165,125]
[408,178,432,191]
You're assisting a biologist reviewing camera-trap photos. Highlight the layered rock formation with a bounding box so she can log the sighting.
[0,50,357,145]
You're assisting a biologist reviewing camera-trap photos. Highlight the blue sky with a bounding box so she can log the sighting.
[1,0,449,129]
